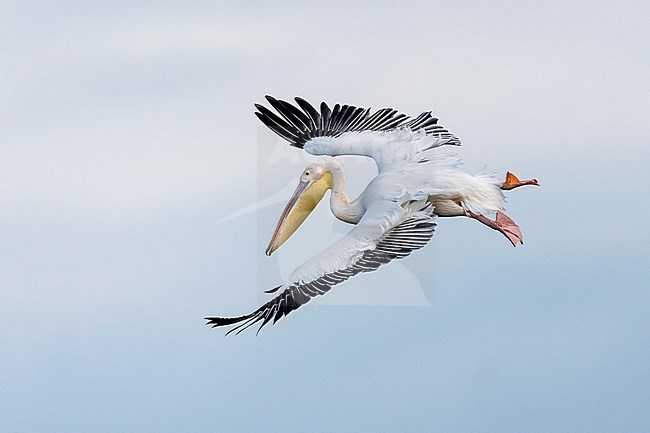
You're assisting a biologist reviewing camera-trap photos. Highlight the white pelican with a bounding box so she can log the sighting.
[206,96,538,334]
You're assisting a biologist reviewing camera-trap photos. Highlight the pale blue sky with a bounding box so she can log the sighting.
[2,1,649,432]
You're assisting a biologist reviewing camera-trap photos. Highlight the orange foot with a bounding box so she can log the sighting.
[501,171,539,190]
[466,210,523,247]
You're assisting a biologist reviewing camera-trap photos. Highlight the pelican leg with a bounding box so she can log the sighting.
[466,210,523,247]
[501,171,540,190]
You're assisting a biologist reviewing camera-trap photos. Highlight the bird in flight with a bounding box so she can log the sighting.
[206,96,539,335]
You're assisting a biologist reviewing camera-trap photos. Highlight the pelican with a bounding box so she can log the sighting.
[206,96,538,334]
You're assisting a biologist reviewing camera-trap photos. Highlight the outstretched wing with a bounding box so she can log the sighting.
[206,201,436,335]
[255,96,460,171]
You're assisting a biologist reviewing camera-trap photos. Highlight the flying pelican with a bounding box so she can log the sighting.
[206,96,538,334]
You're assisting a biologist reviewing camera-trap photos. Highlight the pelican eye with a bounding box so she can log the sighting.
[305,171,310,176]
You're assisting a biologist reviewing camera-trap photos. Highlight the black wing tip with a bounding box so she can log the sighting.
[256,95,460,148]
[205,285,287,335]
[257,95,402,142]
[205,316,242,328]
[264,285,282,294]
[205,314,266,336]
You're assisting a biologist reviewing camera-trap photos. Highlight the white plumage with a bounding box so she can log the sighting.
[206,96,538,334]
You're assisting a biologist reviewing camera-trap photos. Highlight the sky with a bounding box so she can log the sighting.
[1,0,650,432]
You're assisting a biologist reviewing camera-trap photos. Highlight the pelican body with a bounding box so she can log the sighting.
[207,96,539,334]
[266,154,520,256]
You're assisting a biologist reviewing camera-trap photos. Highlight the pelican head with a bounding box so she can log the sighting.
[266,162,333,256]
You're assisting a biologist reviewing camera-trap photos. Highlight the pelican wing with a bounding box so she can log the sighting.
[206,201,436,335]
[255,96,460,171]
